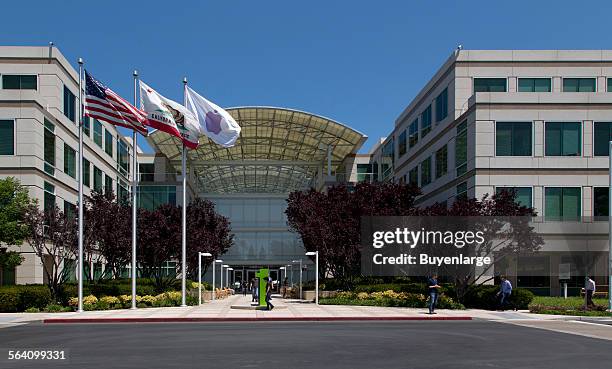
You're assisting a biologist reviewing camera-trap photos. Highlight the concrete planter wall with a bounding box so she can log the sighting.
[302,290,338,300]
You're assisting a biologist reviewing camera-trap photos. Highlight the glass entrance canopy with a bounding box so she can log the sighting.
[147,106,367,194]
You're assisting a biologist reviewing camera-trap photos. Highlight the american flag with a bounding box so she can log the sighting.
[84,71,148,136]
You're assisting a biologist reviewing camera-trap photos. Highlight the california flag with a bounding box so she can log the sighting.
[139,81,200,149]
[185,86,241,148]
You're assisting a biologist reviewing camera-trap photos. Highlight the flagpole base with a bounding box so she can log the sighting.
[180,304,188,308]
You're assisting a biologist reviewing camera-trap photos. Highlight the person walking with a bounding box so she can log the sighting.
[282,277,289,298]
[242,280,248,297]
[251,278,258,303]
[427,274,441,314]
[585,276,596,308]
[497,276,513,311]
[266,277,274,310]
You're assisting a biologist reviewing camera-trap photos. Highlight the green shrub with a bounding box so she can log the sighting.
[25,307,40,313]
[137,302,148,308]
[0,285,52,312]
[463,285,534,310]
[44,304,64,313]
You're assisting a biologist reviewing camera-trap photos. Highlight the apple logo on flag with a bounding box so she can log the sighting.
[205,110,223,134]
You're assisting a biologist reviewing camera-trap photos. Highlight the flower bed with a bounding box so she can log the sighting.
[320,290,464,309]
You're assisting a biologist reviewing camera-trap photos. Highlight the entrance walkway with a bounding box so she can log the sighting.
[0,294,582,324]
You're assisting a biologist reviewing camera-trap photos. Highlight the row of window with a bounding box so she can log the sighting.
[42,118,127,176]
[496,121,612,157]
[399,121,468,189]
[1,73,77,124]
[495,186,610,219]
[397,88,449,158]
[473,77,611,93]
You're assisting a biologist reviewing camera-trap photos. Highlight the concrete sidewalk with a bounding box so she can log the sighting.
[0,294,578,325]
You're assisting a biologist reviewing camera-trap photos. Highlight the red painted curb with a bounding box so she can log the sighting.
[43,316,472,324]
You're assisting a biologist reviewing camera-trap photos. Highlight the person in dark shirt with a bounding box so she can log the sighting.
[266,277,274,310]
[427,274,441,314]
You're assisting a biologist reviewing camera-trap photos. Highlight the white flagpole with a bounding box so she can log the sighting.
[181,77,188,307]
[77,58,84,313]
[131,70,139,310]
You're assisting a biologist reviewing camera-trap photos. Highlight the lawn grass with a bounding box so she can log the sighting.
[529,296,611,316]
[531,296,608,309]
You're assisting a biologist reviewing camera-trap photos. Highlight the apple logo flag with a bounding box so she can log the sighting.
[185,86,241,148]
[205,110,223,135]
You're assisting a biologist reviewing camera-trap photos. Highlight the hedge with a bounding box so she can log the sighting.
[462,285,534,310]
[0,285,52,312]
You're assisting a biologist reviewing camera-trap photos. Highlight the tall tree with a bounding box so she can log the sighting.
[420,189,543,300]
[23,204,77,300]
[0,177,35,273]
[87,191,132,279]
[184,197,233,279]
[137,204,181,290]
[286,182,421,285]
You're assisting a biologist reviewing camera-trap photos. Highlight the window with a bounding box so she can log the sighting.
[593,122,612,156]
[421,105,432,138]
[496,122,532,156]
[408,119,419,148]
[139,163,155,182]
[356,164,373,182]
[420,157,431,187]
[93,166,103,192]
[63,85,76,122]
[608,78,612,92]
[63,144,76,179]
[474,78,507,92]
[408,167,418,186]
[43,120,55,175]
[82,158,90,187]
[2,75,37,90]
[545,187,581,221]
[496,187,533,208]
[117,179,129,203]
[63,200,76,219]
[93,119,103,147]
[44,182,55,212]
[83,116,91,137]
[594,187,608,218]
[563,78,596,92]
[518,78,551,92]
[0,120,15,155]
[398,130,407,157]
[435,88,448,122]
[455,120,467,176]
[456,182,467,200]
[104,174,113,195]
[435,145,447,178]
[117,139,129,176]
[545,122,581,156]
[104,129,113,157]
[138,185,177,210]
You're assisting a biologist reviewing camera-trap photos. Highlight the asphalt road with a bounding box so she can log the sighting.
[0,321,611,369]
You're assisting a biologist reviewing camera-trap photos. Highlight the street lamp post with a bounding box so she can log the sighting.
[288,264,293,286]
[228,267,234,289]
[221,264,228,289]
[292,259,303,300]
[213,259,222,301]
[198,253,212,306]
[305,251,319,305]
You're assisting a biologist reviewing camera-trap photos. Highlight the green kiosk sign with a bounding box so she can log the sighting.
[255,268,269,307]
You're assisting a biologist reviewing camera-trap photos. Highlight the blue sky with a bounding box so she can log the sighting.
[2,0,611,153]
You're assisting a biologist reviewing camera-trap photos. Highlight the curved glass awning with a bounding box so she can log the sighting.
[147,106,367,194]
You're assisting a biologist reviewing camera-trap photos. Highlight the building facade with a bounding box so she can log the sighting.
[372,50,612,295]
